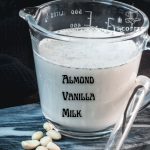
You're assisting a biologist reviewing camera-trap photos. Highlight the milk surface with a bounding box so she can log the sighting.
[38,27,138,68]
[33,27,142,132]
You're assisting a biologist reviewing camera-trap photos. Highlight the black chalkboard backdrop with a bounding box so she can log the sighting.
[0,0,150,108]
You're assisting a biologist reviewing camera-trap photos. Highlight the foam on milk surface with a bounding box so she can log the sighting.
[38,27,138,69]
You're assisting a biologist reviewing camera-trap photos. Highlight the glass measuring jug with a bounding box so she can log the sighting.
[19,0,150,139]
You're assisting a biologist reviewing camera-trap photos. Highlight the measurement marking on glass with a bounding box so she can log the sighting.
[125,11,141,27]
[70,9,83,15]
[84,11,93,27]
[50,11,65,18]
[118,17,123,24]
[70,23,81,28]
[45,13,49,23]
[105,18,115,30]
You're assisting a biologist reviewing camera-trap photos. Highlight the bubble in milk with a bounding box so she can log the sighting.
[38,27,139,69]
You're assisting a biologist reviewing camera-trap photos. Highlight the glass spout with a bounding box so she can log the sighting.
[19,7,39,21]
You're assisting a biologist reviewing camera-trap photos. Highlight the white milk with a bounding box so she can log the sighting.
[33,27,142,132]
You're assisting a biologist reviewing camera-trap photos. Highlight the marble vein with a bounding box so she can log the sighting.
[0,103,149,150]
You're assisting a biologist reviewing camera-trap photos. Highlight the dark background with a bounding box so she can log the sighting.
[0,0,150,108]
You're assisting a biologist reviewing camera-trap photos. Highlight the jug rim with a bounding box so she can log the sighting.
[22,0,149,42]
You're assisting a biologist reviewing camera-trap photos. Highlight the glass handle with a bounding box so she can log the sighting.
[145,35,150,50]
[105,75,150,150]
[140,35,150,110]
[137,76,150,111]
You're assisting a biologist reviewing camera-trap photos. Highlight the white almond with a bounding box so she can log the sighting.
[47,142,61,150]
[40,136,52,146]
[32,131,44,140]
[43,122,54,131]
[46,130,61,140]
[36,146,48,150]
[21,140,40,150]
